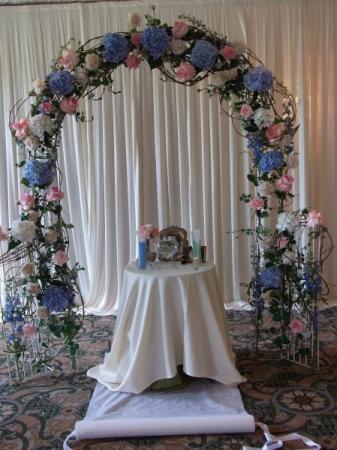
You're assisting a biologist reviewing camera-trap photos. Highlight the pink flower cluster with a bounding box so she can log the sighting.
[221,45,236,60]
[176,62,196,82]
[289,318,306,334]
[60,96,79,115]
[126,54,141,69]
[60,49,79,70]
[249,197,264,210]
[275,174,294,192]
[137,224,160,241]
[11,118,30,139]
[266,123,285,143]
[46,187,64,202]
[20,192,35,210]
[52,250,69,266]
[307,210,325,228]
[22,322,36,338]
[172,20,189,38]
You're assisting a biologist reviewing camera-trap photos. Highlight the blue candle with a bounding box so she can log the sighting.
[138,240,147,269]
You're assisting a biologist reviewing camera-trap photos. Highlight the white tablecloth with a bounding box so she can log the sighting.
[87,262,246,393]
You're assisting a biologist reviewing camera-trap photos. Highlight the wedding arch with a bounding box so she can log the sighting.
[1,12,331,377]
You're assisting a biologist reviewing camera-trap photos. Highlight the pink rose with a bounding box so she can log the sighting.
[21,262,35,276]
[131,32,142,46]
[52,250,69,266]
[176,62,196,82]
[307,210,325,228]
[277,236,288,249]
[20,192,35,210]
[60,49,79,69]
[221,45,236,60]
[60,97,79,115]
[39,101,55,114]
[125,54,141,69]
[150,227,159,239]
[275,174,294,192]
[287,154,299,169]
[266,123,285,143]
[11,118,30,139]
[289,318,306,334]
[240,104,254,119]
[22,323,36,338]
[0,226,8,241]
[172,20,189,38]
[249,197,264,210]
[46,186,64,202]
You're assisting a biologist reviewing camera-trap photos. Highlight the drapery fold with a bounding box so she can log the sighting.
[0,0,336,314]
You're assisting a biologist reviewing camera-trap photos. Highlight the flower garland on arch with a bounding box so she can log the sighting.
[1,12,333,373]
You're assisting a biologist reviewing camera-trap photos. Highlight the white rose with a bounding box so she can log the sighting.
[128,12,141,28]
[75,67,89,86]
[282,250,296,265]
[84,53,101,71]
[253,108,275,129]
[32,79,46,95]
[210,68,238,87]
[45,229,58,243]
[27,210,39,223]
[287,154,299,169]
[12,220,36,243]
[257,181,274,196]
[279,134,293,148]
[29,114,53,137]
[24,135,40,150]
[276,212,296,233]
[170,39,187,56]
[26,282,41,295]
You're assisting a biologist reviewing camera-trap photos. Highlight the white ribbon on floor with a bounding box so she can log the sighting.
[242,422,321,450]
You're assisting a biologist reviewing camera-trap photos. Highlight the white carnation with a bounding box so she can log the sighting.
[210,68,238,87]
[75,67,89,86]
[257,181,274,196]
[253,108,275,129]
[170,39,186,56]
[276,212,296,233]
[84,53,101,71]
[32,79,46,95]
[29,114,53,137]
[24,135,40,150]
[12,220,36,243]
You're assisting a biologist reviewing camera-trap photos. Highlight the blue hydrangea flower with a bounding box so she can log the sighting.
[42,285,74,313]
[190,40,218,71]
[103,33,129,63]
[247,134,265,164]
[23,160,56,188]
[260,267,282,289]
[3,295,23,323]
[141,27,170,60]
[303,270,321,295]
[48,70,75,96]
[244,67,273,91]
[258,151,284,173]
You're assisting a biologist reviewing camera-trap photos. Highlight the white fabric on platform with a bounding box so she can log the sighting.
[63,379,255,449]
[87,262,246,393]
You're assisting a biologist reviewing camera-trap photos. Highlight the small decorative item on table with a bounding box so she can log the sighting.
[201,245,207,263]
[191,229,201,270]
[136,224,159,270]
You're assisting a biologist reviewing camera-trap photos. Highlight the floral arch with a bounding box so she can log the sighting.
[1,12,331,376]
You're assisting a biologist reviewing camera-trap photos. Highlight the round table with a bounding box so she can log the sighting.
[87,261,246,393]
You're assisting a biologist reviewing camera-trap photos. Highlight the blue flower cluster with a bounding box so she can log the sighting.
[3,295,23,323]
[260,267,282,289]
[42,285,74,312]
[141,27,170,60]
[244,67,273,92]
[49,70,75,96]
[103,33,129,64]
[303,270,321,295]
[247,134,265,164]
[258,150,284,173]
[190,40,218,71]
[23,160,56,187]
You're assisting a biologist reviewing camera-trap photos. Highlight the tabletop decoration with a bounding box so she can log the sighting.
[136,224,159,269]
[1,8,333,380]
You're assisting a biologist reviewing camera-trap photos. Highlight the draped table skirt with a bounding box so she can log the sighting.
[87,262,246,393]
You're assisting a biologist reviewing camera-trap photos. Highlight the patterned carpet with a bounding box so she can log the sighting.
[0,308,336,450]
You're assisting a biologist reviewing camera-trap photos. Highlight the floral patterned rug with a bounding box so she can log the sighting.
[0,307,336,450]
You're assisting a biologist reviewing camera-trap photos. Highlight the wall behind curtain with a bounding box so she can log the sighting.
[0,0,336,314]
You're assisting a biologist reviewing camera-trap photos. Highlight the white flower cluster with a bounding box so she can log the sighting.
[276,212,296,233]
[11,220,36,243]
[29,114,53,137]
[253,108,275,129]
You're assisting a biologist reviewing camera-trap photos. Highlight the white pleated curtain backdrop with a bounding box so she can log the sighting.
[0,0,336,314]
